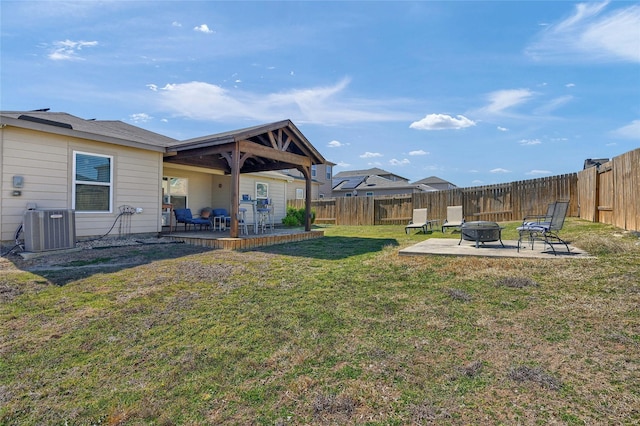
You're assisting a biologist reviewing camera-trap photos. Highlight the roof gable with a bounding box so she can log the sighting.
[165,119,326,174]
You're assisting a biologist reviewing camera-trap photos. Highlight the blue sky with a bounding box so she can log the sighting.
[1,0,639,187]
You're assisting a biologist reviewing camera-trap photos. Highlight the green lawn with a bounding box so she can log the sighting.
[1,219,639,425]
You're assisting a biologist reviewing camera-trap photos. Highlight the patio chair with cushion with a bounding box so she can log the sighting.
[173,208,212,231]
[405,208,434,234]
[441,206,464,233]
[522,202,554,227]
[517,200,570,255]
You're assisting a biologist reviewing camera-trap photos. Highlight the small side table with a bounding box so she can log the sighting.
[213,215,226,231]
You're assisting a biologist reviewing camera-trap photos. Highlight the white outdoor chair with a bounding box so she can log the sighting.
[441,206,464,233]
[405,208,433,234]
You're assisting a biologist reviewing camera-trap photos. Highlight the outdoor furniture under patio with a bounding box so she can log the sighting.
[405,208,437,234]
[211,208,232,231]
[517,200,570,255]
[173,208,212,231]
[238,208,248,235]
[459,221,504,248]
[256,199,273,233]
[442,206,464,233]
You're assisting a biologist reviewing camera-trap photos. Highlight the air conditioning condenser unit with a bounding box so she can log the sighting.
[23,209,76,252]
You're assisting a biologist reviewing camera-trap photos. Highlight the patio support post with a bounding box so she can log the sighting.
[298,165,313,232]
[229,143,241,238]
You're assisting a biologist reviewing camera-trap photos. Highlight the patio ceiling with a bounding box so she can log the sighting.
[164,119,325,174]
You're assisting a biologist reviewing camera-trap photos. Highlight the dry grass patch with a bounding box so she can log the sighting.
[496,276,539,288]
[508,365,563,391]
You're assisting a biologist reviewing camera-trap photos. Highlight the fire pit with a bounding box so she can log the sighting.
[459,221,504,248]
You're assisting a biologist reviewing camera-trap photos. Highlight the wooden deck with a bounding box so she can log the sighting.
[163,227,324,250]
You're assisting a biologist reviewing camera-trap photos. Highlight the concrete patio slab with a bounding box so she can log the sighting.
[399,238,593,259]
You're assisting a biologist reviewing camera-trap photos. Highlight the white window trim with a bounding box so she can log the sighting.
[73,150,113,213]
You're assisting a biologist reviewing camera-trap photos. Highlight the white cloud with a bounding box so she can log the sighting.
[389,158,410,166]
[566,83,576,88]
[130,113,152,123]
[534,95,574,115]
[611,119,640,139]
[409,149,429,156]
[472,179,484,185]
[172,21,182,27]
[154,78,411,125]
[146,84,158,92]
[490,168,511,173]
[526,2,640,63]
[497,126,509,132]
[194,24,214,34]
[409,114,476,130]
[480,89,534,115]
[327,140,344,148]
[360,152,383,158]
[48,39,97,61]
[335,161,351,168]
[519,138,542,146]
[526,170,552,175]
[367,161,382,167]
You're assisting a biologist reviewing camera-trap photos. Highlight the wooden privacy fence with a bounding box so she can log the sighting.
[287,148,638,231]
[577,148,639,232]
[288,174,577,226]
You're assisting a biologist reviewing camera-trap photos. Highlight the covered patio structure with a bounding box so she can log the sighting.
[164,120,325,238]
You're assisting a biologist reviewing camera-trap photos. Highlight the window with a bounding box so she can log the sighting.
[73,151,112,212]
[311,165,317,178]
[326,166,332,180]
[366,191,374,197]
[345,192,352,197]
[256,182,268,200]
[296,188,305,199]
[162,177,188,209]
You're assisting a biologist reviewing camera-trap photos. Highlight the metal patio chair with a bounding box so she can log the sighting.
[517,200,570,255]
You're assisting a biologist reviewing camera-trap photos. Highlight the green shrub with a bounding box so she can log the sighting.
[282,207,315,226]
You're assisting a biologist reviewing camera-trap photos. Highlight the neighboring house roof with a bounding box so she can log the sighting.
[583,158,610,169]
[0,111,175,152]
[333,167,409,182]
[333,174,432,192]
[412,176,457,187]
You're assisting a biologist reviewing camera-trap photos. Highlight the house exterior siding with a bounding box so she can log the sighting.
[1,126,163,241]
